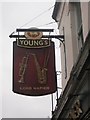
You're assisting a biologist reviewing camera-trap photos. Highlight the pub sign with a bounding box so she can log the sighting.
[13,31,57,96]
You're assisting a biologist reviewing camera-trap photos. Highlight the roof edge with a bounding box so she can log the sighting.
[52,2,60,22]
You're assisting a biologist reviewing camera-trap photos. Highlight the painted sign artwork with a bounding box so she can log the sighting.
[13,39,57,96]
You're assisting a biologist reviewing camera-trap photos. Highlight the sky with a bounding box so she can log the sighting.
[0,1,62,119]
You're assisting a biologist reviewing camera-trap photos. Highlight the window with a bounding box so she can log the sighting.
[74,2,84,51]
[69,2,84,64]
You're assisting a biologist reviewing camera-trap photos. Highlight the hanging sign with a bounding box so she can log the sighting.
[13,31,57,96]
[17,31,50,48]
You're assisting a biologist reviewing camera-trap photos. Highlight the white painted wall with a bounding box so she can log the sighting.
[58,3,74,91]
[56,2,89,91]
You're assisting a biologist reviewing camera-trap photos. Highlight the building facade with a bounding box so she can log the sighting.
[52,1,90,119]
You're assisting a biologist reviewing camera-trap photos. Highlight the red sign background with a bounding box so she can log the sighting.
[13,41,57,96]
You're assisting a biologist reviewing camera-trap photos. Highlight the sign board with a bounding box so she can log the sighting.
[13,38,57,96]
[17,39,50,48]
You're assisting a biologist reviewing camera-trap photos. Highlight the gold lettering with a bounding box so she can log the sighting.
[20,40,24,45]
[28,40,33,46]
[17,39,50,48]
[20,87,32,90]
[33,40,39,46]
[33,87,49,90]
[68,100,82,119]
[39,40,43,45]
[44,40,48,45]
[24,40,28,45]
